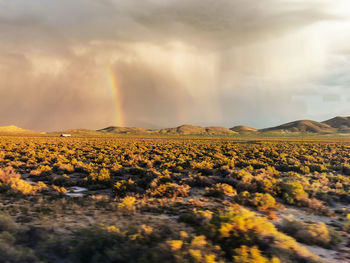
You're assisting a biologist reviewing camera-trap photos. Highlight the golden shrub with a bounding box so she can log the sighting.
[118,196,136,214]
[0,167,46,194]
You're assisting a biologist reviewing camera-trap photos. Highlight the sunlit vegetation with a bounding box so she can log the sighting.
[205,183,237,198]
[118,196,136,214]
[279,217,342,248]
[0,135,349,262]
[0,167,46,194]
[233,246,280,263]
[199,207,319,262]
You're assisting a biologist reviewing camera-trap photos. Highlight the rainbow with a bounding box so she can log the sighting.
[108,67,125,127]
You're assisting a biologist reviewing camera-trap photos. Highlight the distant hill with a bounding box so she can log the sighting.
[0,125,35,133]
[95,125,237,136]
[322,116,350,132]
[97,126,150,134]
[54,115,350,137]
[157,125,204,135]
[260,120,336,133]
[60,129,98,135]
[230,125,258,133]
[205,126,238,135]
[155,125,237,135]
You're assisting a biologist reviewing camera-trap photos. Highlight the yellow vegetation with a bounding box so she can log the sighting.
[118,196,136,214]
[52,185,67,194]
[0,167,46,194]
[167,240,183,251]
[234,246,280,263]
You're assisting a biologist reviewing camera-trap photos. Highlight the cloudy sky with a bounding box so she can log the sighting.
[0,0,349,131]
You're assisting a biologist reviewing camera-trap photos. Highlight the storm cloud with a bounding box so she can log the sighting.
[0,0,349,130]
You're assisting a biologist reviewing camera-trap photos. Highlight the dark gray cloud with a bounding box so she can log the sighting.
[127,0,334,49]
[0,0,333,49]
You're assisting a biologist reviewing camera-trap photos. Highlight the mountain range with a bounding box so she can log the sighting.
[86,116,350,135]
[96,116,350,135]
[258,116,350,134]
[1,116,350,136]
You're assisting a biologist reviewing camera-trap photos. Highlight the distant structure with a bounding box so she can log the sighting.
[60,134,71,137]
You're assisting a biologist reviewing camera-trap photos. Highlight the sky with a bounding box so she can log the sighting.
[0,0,349,131]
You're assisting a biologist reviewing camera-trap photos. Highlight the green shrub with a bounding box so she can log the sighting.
[0,214,18,233]
[72,225,222,263]
[279,181,308,204]
[343,214,350,232]
[279,217,342,248]
[0,214,38,263]
[201,208,319,262]
[251,193,276,211]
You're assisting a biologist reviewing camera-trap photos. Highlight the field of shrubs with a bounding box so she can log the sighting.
[0,135,349,262]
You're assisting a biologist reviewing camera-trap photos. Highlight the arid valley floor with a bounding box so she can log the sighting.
[0,134,349,263]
